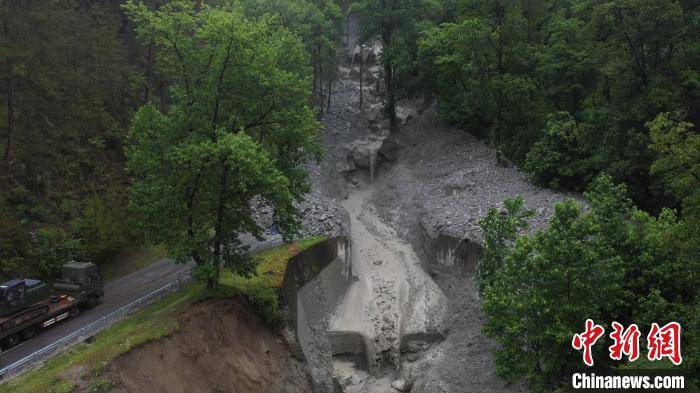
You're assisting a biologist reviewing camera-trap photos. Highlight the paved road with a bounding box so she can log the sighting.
[0,233,283,372]
[0,258,194,368]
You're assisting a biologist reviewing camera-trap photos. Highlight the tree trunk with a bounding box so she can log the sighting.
[211,160,229,289]
[327,66,332,113]
[3,73,13,166]
[317,44,324,115]
[2,17,13,166]
[359,55,364,108]
[385,62,397,131]
[143,43,154,104]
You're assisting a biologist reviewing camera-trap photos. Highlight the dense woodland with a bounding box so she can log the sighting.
[1,0,699,391]
[350,0,699,389]
[0,0,340,280]
[350,0,699,390]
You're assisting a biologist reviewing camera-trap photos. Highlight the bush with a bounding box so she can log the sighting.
[245,284,282,327]
[75,190,137,263]
[525,112,597,190]
[36,227,81,277]
[480,175,697,392]
[0,209,33,278]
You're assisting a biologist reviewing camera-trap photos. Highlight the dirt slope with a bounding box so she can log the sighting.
[106,297,311,393]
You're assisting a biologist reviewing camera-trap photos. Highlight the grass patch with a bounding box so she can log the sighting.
[220,235,326,325]
[99,243,168,282]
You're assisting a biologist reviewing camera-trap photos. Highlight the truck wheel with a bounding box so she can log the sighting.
[85,295,99,309]
[21,326,37,340]
[69,307,80,317]
[3,333,20,350]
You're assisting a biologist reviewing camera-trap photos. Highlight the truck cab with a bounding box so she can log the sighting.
[52,262,104,308]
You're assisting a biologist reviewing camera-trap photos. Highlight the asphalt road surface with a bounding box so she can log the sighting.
[0,257,194,369]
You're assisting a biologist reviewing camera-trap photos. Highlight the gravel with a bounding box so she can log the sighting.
[297,26,577,391]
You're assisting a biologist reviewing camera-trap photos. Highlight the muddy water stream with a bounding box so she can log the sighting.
[330,184,448,391]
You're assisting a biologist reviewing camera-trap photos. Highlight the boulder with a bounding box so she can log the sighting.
[391,379,414,392]
[349,67,361,80]
[335,158,356,173]
[378,138,400,162]
[352,140,383,169]
[406,352,420,362]
[406,340,428,353]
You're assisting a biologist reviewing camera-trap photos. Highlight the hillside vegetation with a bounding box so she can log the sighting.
[350,0,699,390]
[0,0,340,281]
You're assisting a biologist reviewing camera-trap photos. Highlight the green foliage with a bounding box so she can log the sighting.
[482,198,625,391]
[0,207,32,278]
[418,1,545,155]
[648,113,700,300]
[525,112,600,190]
[123,0,321,286]
[1,0,337,278]
[0,0,147,277]
[413,0,699,210]
[480,175,698,392]
[87,378,114,393]
[240,0,342,113]
[477,196,534,292]
[35,227,81,277]
[246,284,281,327]
[649,112,700,220]
[355,0,432,129]
[75,191,136,263]
[220,236,325,326]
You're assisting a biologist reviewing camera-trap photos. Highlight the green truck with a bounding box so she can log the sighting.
[0,262,104,350]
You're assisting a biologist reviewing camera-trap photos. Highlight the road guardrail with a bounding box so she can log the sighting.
[0,235,286,380]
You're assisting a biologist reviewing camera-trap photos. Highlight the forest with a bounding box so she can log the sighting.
[0,0,698,392]
[0,0,340,280]
[353,0,699,389]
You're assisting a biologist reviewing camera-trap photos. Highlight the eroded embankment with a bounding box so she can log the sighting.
[105,297,312,393]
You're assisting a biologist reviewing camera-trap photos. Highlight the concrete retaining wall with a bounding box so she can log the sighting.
[280,236,350,361]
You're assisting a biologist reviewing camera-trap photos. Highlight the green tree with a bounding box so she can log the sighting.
[648,112,700,300]
[482,197,626,391]
[414,0,699,210]
[355,0,428,130]
[525,112,600,190]
[481,174,699,391]
[418,1,543,156]
[477,195,534,292]
[35,227,80,277]
[239,0,343,114]
[0,0,143,277]
[123,0,321,288]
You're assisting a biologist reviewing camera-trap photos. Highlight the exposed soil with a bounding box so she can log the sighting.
[104,297,312,393]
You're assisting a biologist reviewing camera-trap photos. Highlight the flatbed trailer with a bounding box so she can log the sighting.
[0,294,82,350]
[0,262,103,350]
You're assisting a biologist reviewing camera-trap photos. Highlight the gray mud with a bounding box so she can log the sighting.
[296,13,574,391]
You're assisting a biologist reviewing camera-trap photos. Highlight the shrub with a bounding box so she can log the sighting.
[246,284,282,327]
[36,227,81,277]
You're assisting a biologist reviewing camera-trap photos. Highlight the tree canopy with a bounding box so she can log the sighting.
[0,0,338,280]
[480,176,699,391]
[123,0,322,287]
